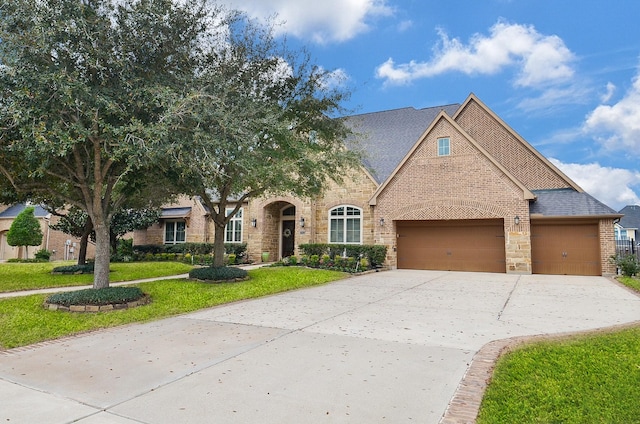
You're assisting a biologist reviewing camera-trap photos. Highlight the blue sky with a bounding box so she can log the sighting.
[225,0,640,210]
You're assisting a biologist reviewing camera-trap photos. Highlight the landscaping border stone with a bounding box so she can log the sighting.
[43,294,151,312]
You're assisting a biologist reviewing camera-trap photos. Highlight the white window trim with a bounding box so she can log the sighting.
[438,137,450,156]
[328,205,363,245]
[225,207,243,243]
[164,220,186,244]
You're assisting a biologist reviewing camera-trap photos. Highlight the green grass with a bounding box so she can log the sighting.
[0,267,346,349]
[619,275,640,292]
[0,261,193,292]
[477,327,640,424]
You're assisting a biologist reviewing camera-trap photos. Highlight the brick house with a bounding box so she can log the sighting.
[0,203,94,261]
[135,93,621,275]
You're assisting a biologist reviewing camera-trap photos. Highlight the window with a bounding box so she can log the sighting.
[164,220,186,244]
[438,137,450,156]
[225,208,243,243]
[329,206,362,244]
[615,226,628,241]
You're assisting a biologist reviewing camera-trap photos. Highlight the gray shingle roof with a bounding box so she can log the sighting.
[530,189,620,217]
[619,205,640,229]
[345,104,461,184]
[0,203,49,218]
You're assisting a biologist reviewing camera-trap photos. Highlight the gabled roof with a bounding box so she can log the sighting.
[345,103,460,184]
[453,94,583,192]
[369,111,536,206]
[529,189,621,218]
[0,203,49,219]
[619,205,640,229]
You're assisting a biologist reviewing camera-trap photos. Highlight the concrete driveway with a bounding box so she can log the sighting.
[1,270,639,423]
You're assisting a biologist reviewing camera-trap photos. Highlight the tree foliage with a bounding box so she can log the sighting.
[161,15,362,266]
[0,0,213,287]
[6,206,43,258]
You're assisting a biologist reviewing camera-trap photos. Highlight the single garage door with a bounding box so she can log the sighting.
[531,221,600,276]
[396,219,506,273]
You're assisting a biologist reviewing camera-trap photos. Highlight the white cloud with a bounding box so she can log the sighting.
[516,85,591,113]
[583,71,640,152]
[223,0,393,43]
[550,159,640,210]
[601,82,616,103]
[375,20,576,88]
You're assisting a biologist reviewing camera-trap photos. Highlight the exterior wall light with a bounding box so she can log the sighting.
[299,217,305,227]
[251,218,257,228]
[514,216,520,225]
[379,217,385,226]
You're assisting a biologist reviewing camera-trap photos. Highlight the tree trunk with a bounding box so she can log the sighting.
[77,220,93,265]
[212,220,226,267]
[92,221,111,289]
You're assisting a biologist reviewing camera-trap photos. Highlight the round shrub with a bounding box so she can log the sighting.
[52,263,95,274]
[46,287,145,307]
[189,266,248,282]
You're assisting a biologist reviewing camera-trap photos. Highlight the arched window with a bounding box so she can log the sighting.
[329,206,362,244]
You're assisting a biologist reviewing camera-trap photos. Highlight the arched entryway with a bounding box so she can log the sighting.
[261,201,298,260]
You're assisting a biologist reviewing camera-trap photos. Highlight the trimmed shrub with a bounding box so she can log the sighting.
[133,243,248,262]
[189,266,248,282]
[298,243,387,268]
[34,249,52,261]
[46,287,145,306]
[611,254,640,277]
[52,263,95,274]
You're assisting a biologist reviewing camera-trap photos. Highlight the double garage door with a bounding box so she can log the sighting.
[397,219,601,275]
[397,219,506,273]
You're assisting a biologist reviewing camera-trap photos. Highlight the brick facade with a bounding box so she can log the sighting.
[371,115,533,273]
[455,98,575,190]
[132,93,617,276]
[0,208,95,261]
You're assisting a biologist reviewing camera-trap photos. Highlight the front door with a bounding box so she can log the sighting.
[281,220,295,258]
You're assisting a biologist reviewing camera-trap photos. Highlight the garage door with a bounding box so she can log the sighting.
[531,221,600,276]
[396,219,506,273]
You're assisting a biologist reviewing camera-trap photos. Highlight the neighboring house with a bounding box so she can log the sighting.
[617,205,640,242]
[0,203,95,261]
[134,93,621,276]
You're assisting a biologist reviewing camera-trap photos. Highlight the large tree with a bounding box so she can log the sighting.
[161,17,362,266]
[0,0,221,288]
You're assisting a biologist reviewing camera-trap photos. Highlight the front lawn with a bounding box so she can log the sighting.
[0,261,193,293]
[619,275,640,292]
[477,276,640,423]
[0,267,346,350]
[477,326,640,423]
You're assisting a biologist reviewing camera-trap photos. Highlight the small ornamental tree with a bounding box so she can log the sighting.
[6,206,43,259]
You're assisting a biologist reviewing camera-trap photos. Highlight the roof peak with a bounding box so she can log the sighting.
[346,103,460,119]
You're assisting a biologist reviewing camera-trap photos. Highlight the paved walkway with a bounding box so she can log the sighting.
[1,270,639,423]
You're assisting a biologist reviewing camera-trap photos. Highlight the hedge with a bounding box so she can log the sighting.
[298,244,387,267]
[52,263,95,274]
[46,287,145,306]
[189,266,248,282]
[131,243,247,263]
